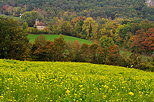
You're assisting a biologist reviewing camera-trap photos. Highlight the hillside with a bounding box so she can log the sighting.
[27,34,92,44]
[1,0,154,20]
[0,59,154,101]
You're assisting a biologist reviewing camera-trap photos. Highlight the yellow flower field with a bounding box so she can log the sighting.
[0,59,154,102]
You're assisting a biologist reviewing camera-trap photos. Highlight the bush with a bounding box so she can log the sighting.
[137,62,154,71]
[27,27,38,34]
[27,27,50,34]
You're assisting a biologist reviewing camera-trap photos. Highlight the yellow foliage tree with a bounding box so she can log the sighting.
[82,17,98,39]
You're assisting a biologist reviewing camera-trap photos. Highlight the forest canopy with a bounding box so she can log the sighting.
[1,0,154,20]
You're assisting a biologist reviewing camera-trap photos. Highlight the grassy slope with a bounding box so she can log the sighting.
[27,34,92,44]
[0,59,154,101]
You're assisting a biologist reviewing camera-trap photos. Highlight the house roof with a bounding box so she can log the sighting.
[35,21,47,26]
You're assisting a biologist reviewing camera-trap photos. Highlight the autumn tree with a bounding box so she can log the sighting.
[82,17,98,39]
[31,35,67,61]
[52,35,67,61]
[98,36,120,64]
[131,28,154,55]
[95,46,106,64]
[98,18,121,45]
[99,28,111,38]
[31,36,48,61]
[88,43,99,63]
[66,40,81,61]
[78,43,89,62]
[71,16,85,37]
[100,18,119,37]
[76,42,99,63]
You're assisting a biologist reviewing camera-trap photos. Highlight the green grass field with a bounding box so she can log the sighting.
[0,59,154,102]
[27,34,92,44]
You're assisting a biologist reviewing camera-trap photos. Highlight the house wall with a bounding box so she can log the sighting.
[36,26,46,30]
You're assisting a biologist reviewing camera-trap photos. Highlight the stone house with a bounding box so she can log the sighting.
[34,19,47,30]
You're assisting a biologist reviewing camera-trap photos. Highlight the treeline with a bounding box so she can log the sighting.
[0,17,153,71]
[1,0,154,21]
[25,16,154,56]
[31,35,154,71]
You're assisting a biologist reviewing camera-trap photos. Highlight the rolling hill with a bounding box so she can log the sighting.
[0,59,154,101]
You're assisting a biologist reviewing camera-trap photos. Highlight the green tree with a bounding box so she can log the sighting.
[50,17,64,34]
[0,17,30,60]
[99,36,114,48]
[21,11,44,27]
[61,21,73,35]
[22,22,28,30]
[98,36,118,64]
[115,24,132,46]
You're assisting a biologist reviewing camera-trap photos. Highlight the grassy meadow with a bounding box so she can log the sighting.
[0,59,154,102]
[27,34,92,44]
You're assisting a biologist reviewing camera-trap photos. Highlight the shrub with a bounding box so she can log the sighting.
[139,62,154,71]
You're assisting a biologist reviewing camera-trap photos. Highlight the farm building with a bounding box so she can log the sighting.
[34,19,47,30]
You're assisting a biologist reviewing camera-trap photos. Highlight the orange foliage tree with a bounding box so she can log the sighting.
[131,28,154,55]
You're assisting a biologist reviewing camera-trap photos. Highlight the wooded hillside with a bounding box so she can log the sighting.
[1,0,154,20]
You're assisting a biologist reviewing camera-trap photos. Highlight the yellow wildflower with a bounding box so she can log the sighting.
[128,92,134,96]
[66,90,70,94]
[0,96,4,99]
[103,95,107,99]
[8,78,12,81]
[103,85,109,89]
[79,85,83,87]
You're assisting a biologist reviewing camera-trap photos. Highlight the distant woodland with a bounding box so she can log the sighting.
[1,0,154,20]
